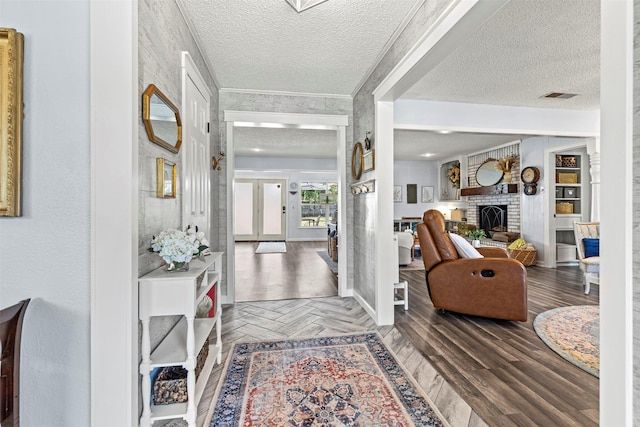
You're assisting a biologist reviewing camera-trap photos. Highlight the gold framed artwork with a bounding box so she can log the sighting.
[0,28,24,217]
[156,158,176,198]
[362,149,375,173]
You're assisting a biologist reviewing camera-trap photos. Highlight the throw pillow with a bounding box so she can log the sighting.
[449,232,484,259]
[583,238,600,258]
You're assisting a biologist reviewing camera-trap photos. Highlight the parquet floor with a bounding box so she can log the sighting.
[180,242,598,427]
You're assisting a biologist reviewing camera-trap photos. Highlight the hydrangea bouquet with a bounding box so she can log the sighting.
[149,226,209,271]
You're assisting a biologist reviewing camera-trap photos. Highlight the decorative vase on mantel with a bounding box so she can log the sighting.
[503,171,513,184]
[166,261,190,272]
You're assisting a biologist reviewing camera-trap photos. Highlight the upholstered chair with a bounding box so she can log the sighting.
[395,231,414,266]
[573,222,600,294]
[416,209,528,321]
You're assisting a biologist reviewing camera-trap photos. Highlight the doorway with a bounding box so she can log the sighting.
[234,179,286,241]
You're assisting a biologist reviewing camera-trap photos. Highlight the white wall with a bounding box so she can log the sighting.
[0,1,91,424]
[393,160,440,219]
[519,136,590,265]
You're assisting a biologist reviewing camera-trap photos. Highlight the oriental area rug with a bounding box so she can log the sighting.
[209,333,445,426]
[533,305,599,377]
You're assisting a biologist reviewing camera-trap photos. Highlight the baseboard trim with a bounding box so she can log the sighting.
[353,290,376,321]
[286,237,327,242]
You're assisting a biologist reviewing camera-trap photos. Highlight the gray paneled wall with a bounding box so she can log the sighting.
[352,0,455,307]
[138,0,219,354]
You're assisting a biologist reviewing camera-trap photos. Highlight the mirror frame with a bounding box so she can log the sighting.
[142,84,182,153]
[351,142,363,180]
[475,158,504,186]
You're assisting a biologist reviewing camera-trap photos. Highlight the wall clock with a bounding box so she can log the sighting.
[351,142,363,180]
[521,166,540,196]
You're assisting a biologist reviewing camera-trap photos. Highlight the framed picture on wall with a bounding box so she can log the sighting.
[156,158,176,198]
[393,185,402,202]
[363,149,375,172]
[407,184,417,204]
[0,29,24,217]
[421,186,434,203]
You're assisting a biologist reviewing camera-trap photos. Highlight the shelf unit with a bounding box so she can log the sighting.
[554,154,584,263]
[394,218,421,232]
[139,252,223,427]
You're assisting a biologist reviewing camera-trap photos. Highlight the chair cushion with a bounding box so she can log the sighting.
[583,238,599,258]
[449,233,484,259]
[581,256,600,273]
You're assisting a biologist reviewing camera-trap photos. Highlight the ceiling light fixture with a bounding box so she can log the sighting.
[285,0,329,12]
[436,130,453,134]
[422,153,435,157]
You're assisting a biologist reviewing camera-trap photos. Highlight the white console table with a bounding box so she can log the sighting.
[138,252,223,427]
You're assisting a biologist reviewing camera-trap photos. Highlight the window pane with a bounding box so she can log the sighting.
[299,182,338,227]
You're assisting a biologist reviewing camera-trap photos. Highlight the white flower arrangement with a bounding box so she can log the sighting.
[149,226,210,266]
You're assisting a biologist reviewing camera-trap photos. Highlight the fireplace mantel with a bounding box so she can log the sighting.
[460,183,518,197]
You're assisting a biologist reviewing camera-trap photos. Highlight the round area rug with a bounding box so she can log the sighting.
[533,305,599,377]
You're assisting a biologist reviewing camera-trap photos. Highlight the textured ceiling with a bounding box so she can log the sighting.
[401,0,600,110]
[181,0,420,95]
[180,0,600,159]
[394,130,524,161]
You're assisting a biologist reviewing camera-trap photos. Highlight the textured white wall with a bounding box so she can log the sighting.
[634,1,640,423]
[0,1,91,424]
[392,160,439,219]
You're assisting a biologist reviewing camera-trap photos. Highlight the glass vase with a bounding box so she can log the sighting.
[166,261,190,272]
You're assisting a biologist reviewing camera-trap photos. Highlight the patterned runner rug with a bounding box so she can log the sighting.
[209,333,445,426]
[533,305,599,377]
[255,241,286,254]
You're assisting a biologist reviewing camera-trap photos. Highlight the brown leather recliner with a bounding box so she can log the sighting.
[417,209,528,321]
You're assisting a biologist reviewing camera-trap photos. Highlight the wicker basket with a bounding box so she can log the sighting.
[152,338,209,405]
[556,203,574,214]
[561,156,577,168]
[557,173,578,184]
[509,248,537,266]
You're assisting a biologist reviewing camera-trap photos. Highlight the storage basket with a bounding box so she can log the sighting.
[561,156,577,168]
[556,203,574,214]
[555,155,563,167]
[152,338,209,405]
[508,248,537,266]
[329,237,338,262]
[557,172,578,184]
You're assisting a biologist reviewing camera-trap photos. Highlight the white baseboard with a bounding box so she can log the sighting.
[353,290,376,321]
[286,237,327,242]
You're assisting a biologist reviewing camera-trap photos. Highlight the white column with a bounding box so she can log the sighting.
[586,138,600,221]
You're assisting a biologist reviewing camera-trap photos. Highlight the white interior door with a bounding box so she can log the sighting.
[234,179,286,241]
[234,180,258,240]
[182,70,210,235]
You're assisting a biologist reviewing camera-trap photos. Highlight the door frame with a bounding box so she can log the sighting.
[542,140,590,268]
[223,111,349,304]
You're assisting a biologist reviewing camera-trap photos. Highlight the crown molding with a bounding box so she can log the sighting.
[219,87,352,100]
[174,0,221,90]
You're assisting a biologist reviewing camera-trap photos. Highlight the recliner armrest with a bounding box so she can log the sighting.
[477,246,509,258]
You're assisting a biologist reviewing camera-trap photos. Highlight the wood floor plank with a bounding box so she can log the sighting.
[398,264,599,426]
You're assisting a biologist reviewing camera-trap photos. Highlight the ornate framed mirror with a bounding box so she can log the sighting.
[475,158,504,186]
[142,84,182,153]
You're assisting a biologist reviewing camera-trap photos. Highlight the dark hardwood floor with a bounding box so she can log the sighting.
[235,241,338,302]
[397,265,599,427]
